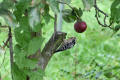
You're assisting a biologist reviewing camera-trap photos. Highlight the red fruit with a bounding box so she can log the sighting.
[74,21,87,33]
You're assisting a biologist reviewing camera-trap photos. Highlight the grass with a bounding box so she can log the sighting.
[0,0,120,80]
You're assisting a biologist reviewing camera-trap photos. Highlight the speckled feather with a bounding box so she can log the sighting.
[54,37,76,53]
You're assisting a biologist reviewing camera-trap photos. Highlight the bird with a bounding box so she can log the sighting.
[54,37,76,53]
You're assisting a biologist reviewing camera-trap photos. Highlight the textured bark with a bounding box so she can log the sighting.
[38,32,67,70]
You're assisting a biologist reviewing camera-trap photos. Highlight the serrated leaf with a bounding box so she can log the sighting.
[47,0,59,13]
[12,63,26,80]
[14,44,26,68]
[14,44,37,69]
[19,16,30,30]
[32,23,44,32]
[14,0,32,21]
[62,9,76,23]
[26,68,44,80]
[110,0,120,23]
[14,27,31,47]
[14,16,31,46]
[82,0,94,11]
[72,7,83,18]
[27,37,44,56]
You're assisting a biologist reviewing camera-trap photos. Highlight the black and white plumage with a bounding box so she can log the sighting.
[54,37,76,53]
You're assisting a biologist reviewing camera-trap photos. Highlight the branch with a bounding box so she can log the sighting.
[94,0,114,30]
[38,31,67,70]
[2,36,11,48]
[54,14,57,33]
[0,25,9,28]
[8,27,14,80]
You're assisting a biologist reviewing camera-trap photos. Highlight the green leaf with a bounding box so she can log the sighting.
[47,0,59,13]
[14,44,26,68]
[72,7,83,18]
[32,23,44,32]
[110,0,120,23]
[19,16,30,30]
[27,37,44,56]
[14,44,37,69]
[82,0,94,11]
[14,16,31,47]
[14,0,32,21]
[0,0,14,9]
[14,27,31,47]
[62,9,76,23]
[114,24,120,31]
[43,4,51,23]
[12,63,26,80]
[26,68,44,80]
[104,72,113,78]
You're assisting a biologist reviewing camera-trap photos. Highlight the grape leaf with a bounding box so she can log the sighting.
[62,9,76,23]
[14,16,31,47]
[14,0,32,21]
[25,68,44,80]
[14,44,37,69]
[12,63,26,80]
[27,36,45,56]
[14,27,31,47]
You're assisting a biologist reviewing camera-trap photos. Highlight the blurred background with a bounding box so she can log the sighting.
[0,0,120,80]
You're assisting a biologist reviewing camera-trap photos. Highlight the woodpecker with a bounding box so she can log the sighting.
[54,37,76,53]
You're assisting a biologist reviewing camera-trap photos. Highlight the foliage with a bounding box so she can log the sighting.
[0,0,120,80]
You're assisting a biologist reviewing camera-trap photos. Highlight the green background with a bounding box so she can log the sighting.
[0,0,120,80]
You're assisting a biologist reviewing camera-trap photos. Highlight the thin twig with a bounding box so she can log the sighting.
[57,1,80,20]
[57,1,73,9]
[54,14,57,33]
[0,26,9,28]
[8,27,14,80]
[2,36,11,48]
[94,0,114,30]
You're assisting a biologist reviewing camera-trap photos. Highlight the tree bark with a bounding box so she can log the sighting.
[38,32,67,70]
